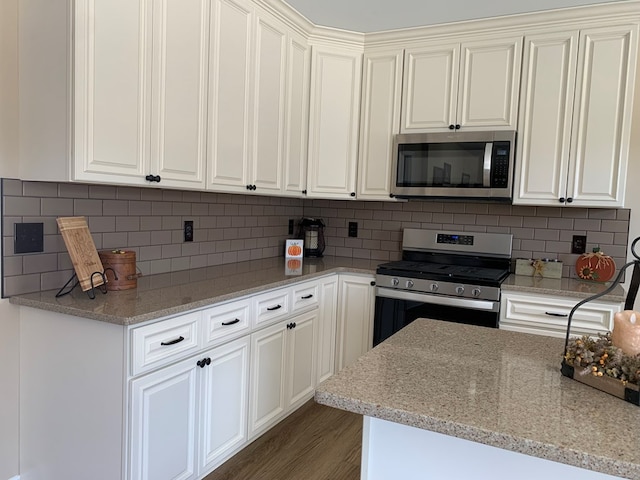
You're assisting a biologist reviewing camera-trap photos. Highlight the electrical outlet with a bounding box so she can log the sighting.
[14,222,44,254]
[572,235,587,254]
[184,221,194,242]
[288,219,294,235]
[348,222,358,238]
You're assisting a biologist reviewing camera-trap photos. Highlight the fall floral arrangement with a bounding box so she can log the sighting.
[564,332,640,386]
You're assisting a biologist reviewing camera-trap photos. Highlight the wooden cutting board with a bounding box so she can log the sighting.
[57,217,105,291]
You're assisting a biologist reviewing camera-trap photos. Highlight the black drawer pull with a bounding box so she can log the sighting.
[222,318,241,326]
[160,336,185,346]
[301,294,313,299]
[267,304,282,311]
[545,311,568,318]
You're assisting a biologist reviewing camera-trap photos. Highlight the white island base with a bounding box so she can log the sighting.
[361,416,620,480]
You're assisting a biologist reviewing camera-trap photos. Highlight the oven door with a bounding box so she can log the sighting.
[373,287,500,346]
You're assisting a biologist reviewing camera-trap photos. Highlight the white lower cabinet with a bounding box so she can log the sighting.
[336,274,375,371]
[500,291,622,338]
[198,336,250,474]
[18,273,365,480]
[248,309,318,440]
[129,356,199,480]
[129,336,250,480]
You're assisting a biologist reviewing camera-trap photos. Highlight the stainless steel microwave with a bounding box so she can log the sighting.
[391,130,516,201]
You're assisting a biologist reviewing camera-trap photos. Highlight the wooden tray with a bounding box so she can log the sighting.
[57,217,105,291]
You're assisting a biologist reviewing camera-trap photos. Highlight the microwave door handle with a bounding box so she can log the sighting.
[483,142,493,187]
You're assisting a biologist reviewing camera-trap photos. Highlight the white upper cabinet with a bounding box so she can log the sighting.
[74,0,208,189]
[357,48,404,201]
[207,0,254,193]
[282,32,311,197]
[307,43,363,199]
[207,2,309,197]
[401,35,522,133]
[514,23,638,207]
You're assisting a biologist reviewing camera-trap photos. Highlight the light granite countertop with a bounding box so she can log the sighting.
[315,319,640,479]
[9,254,626,326]
[502,274,626,303]
[9,256,378,325]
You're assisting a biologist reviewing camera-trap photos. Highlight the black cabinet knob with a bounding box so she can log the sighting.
[145,175,161,183]
[246,185,251,190]
[302,189,307,195]
[448,124,455,130]
[455,124,461,130]
[370,281,376,286]
[566,197,573,203]
[559,197,565,203]
[350,192,356,197]
[389,193,394,198]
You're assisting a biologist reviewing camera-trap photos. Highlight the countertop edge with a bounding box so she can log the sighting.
[314,389,638,479]
[9,265,375,326]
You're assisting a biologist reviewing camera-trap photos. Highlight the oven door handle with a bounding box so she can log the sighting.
[375,287,499,312]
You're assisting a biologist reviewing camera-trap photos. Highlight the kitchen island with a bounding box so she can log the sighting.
[315,319,640,480]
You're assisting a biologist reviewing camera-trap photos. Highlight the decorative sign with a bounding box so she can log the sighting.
[285,239,304,275]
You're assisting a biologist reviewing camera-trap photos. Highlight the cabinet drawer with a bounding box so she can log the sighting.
[202,299,251,347]
[253,288,290,327]
[131,312,201,376]
[291,281,319,313]
[500,292,620,338]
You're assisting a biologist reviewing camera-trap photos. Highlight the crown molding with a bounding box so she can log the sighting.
[260,0,640,48]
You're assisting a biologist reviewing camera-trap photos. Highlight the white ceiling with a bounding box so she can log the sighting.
[284,0,626,32]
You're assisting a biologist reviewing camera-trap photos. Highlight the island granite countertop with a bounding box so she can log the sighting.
[315,319,640,479]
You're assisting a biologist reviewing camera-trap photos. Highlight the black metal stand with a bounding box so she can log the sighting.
[55,268,118,299]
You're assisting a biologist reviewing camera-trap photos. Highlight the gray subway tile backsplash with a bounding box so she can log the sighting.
[1,178,632,297]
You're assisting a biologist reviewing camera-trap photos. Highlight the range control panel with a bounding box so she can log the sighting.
[436,234,474,246]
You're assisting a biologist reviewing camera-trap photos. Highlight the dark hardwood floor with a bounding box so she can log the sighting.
[204,400,362,480]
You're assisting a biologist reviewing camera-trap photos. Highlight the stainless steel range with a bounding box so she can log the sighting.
[373,228,512,345]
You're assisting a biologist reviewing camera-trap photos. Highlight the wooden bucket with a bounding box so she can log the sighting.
[98,250,140,291]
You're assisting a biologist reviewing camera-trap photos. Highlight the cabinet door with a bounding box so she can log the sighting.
[150,0,208,189]
[567,24,638,207]
[207,0,253,192]
[357,48,404,200]
[513,31,578,205]
[250,9,287,194]
[317,277,338,384]
[401,43,458,132]
[249,321,287,439]
[129,358,198,480]
[307,44,362,198]
[457,36,522,130]
[199,336,250,474]
[336,275,375,371]
[286,310,318,409]
[282,32,310,197]
[74,0,153,184]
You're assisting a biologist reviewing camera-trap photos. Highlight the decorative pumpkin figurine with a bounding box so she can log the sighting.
[575,247,616,282]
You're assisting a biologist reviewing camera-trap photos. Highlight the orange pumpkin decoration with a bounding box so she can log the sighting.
[287,258,302,269]
[287,244,302,256]
[575,247,616,282]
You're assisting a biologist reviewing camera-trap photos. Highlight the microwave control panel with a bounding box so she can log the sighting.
[490,141,511,188]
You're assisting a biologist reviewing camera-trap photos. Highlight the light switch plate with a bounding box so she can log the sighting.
[14,222,44,254]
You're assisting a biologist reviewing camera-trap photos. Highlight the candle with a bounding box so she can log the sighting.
[611,310,640,356]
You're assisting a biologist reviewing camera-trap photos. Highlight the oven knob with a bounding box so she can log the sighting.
[472,288,481,297]
[430,283,438,292]
[391,278,399,287]
[455,286,465,295]
[406,280,414,289]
